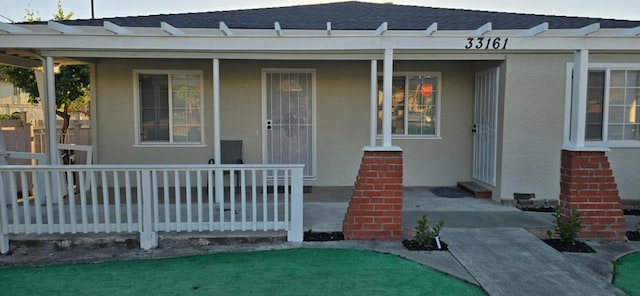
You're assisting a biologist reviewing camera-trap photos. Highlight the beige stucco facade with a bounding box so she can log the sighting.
[92,55,640,200]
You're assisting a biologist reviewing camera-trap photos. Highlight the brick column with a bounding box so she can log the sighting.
[343,150,403,240]
[560,150,626,241]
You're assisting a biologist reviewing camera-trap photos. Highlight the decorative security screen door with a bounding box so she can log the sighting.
[262,70,316,178]
[472,68,499,186]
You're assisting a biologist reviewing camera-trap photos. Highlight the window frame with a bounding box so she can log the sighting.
[376,71,442,139]
[133,69,205,147]
[566,63,640,148]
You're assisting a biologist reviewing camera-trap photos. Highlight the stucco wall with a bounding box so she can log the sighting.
[500,54,569,200]
[94,58,475,187]
[500,53,640,201]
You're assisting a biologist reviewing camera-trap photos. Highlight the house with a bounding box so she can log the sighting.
[0,1,639,242]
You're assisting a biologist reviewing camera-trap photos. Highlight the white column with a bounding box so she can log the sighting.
[369,60,378,147]
[45,57,59,165]
[569,50,589,148]
[213,59,221,164]
[382,48,394,147]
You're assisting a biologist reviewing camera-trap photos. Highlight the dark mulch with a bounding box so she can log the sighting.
[303,231,344,241]
[430,187,468,198]
[542,239,596,253]
[518,207,555,213]
[624,209,640,216]
[626,231,640,241]
[402,238,448,251]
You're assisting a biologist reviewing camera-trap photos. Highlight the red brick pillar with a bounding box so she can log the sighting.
[343,150,403,240]
[560,150,626,241]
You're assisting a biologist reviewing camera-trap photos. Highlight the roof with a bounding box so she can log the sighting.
[47,1,640,30]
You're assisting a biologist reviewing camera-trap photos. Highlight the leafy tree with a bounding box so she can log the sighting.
[1,0,88,141]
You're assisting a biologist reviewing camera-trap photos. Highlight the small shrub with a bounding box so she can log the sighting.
[414,214,444,247]
[549,205,582,244]
[0,113,20,120]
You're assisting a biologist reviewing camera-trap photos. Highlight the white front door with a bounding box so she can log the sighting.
[473,68,499,186]
[262,69,316,178]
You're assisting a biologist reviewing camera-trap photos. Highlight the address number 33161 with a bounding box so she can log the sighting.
[465,37,509,50]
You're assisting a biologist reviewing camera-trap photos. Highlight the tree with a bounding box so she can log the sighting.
[1,0,88,141]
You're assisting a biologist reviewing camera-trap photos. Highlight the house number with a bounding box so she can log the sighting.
[465,37,509,50]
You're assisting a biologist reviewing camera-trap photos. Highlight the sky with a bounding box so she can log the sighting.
[1,0,638,23]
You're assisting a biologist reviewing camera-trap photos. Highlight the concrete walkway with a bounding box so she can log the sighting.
[444,228,625,296]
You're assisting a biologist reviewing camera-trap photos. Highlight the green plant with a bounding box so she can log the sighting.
[414,214,445,247]
[0,113,21,120]
[549,205,582,244]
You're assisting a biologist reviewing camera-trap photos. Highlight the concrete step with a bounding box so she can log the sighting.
[458,181,492,199]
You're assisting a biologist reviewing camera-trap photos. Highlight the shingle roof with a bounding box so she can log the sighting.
[51,1,640,30]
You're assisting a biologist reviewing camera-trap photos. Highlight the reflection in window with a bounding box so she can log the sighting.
[377,74,439,136]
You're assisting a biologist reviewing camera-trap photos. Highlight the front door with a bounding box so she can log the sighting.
[472,68,499,186]
[262,69,316,178]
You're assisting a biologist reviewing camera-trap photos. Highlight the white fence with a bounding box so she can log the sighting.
[0,164,304,253]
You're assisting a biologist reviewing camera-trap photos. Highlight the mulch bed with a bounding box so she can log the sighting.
[626,231,640,241]
[542,239,596,253]
[303,231,344,241]
[402,238,448,251]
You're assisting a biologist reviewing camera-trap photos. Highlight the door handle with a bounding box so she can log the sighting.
[472,124,477,133]
[266,119,272,130]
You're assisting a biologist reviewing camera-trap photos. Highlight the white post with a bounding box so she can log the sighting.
[0,171,9,254]
[45,57,59,165]
[139,170,157,250]
[369,60,378,147]
[213,59,221,165]
[382,48,394,147]
[569,50,589,148]
[287,167,303,242]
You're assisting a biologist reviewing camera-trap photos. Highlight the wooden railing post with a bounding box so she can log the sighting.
[287,167,304,242]
[139,170,158,250]
[0,171,10,254]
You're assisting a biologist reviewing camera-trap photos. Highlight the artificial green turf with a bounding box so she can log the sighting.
[613,251,640,296]
[0,248,485,296]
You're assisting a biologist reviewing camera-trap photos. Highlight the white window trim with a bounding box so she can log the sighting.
[133,69,205,147]
[565,63,640,148]
[376,71,442,139]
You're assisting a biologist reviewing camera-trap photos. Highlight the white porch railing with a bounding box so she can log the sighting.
[0,164,304,254]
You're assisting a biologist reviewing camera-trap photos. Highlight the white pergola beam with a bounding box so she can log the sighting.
[161,22,184,35]
[219,22,233,36]
[519,22,548,36]
[616,26,640,36]
[574,23,600,36]
[275,22,282,36]
[326,22,332,35]
[0,23,31,34]
[424,22,438,36]
[104,21,133,35]
[375,22,388,35]
[473,22,492,36]
[48,21,83,34]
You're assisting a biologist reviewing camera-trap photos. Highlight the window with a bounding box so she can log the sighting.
[377,73,440,137]
[585,69,640,143]
[135,71,203,145]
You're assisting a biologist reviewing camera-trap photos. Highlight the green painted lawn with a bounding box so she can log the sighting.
[0,248,484,296]
[614,251,640,296]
